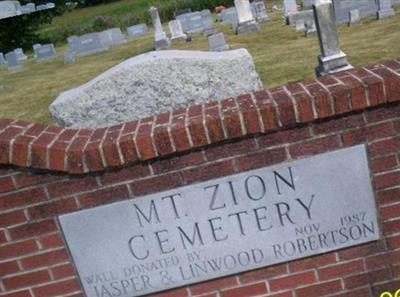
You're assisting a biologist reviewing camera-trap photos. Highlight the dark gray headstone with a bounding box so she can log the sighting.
[127,24,148,38]
[332,0,377,23]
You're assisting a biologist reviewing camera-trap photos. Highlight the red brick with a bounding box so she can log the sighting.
[313,113,364,135]
[24,124,47,137]
[269,271,316,291]
[344,268,391,289]
[9,218,58,240]
[0,176,15,193]
[119,134,137,164]
[383,219,400,235]
[377,188,400,205]
[188,115,209,147]
[182,159,234,184]
[318,259,364,281]
[99,163,150,185]
[153,125,175,155]
[171,114,191,151]
[370,67,400,102]
[258,126,311,147]
[0,210,26,227]
[52,263,76,279]
[366,105,400,123]
[39,233,64,249]
[223,111,243,139]
[135,122,157,160]
[0,187,46,209]
[0,260,20,277]
[78,185,130,208]
[21,249,69,269]
[152,151,205,174]
[368,137,400,158]
[374,170,400,190]
[0,240,38,260]
[0,229,7,243]
[330,287,371,297]
[89,127,107,142]
[190,276,237,295]
[3,270,50,290]
[57,129,78,141]
[253,90,280,131]
[47,176,98,198]
[237,94,262,134]
[289,135,341,159]
[31,132,58,169]
[48,141,68,172]
[102,131,123,167]
[387,234,400,250]
[239,263,287,283]
[372,279,400,297]
[1,290,32,297]
[11,135,35,167]
[295,280,342,297]
[365,250,400,270]
[308,83,334,117]
[130,173,183,196]
[205,105,225,143]
[236,147,287,171]
[273,90,297,126]
[294,91,314,123]
[28,198,78,220]
[380,203,400,220]
[32,278,81,297]
[318,75,338,86]
[337,241,385,260]
[329,84,352,114]
[220,282,267,297]
[206,138,257,161]
[342,121,394,146]
[371,154,398,173]
[66,136,89,173]
[339,76,368,110]
[289,253,337,272]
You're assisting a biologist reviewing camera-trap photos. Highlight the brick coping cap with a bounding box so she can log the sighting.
[1,59,399,174]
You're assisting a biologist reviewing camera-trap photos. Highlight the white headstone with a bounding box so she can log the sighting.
[169,20,187,40]
[149,6,170,50]
[235,0,259,34]
[252,0,271,22]
[348,9,360,25]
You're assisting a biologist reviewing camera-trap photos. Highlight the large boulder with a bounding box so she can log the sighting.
[49,49,263,128]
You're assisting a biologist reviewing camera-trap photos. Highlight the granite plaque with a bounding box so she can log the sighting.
[59,145,379,297]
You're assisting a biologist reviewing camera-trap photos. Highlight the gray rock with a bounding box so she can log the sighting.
[49,49,263,128]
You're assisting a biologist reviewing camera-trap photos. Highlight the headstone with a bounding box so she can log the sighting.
[26,2,35,12]
[175,8,191,17]
[252,0,271,22]
[0,1,22,19]
[313,0,353,76]
[36,4,48,10]
[187,12,204,32]
[49,49,263,128]
[46,2,55,9]
[348,9,360,26]
[208,32,230,51]
[377,0,395,19]
[35,44,57,61]
[0,53,6,65]
[5,51,22,70]
[176,12,192,32]
[287,9,314,25]
[59,145,380,297]
[295,20,306,31]
[149,6,170,50]
[332,0,377,23]
[302,0,317,9]
[201,9,215,31]
[127,24,148,38]
[221,7,239,30]
[14,48,27,60]
[169,20,187,40]
[99,28,127,47]
[68,33,109,58]
[64,50,76,64]
[235,0,259,34]
[284,0,298,15]
[304,17,317,36]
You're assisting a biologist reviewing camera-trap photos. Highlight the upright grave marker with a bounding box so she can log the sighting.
[377,0,395,19]
[332,0,377,23]
[208,32,230,51]
[5,51,22,70]
[251,0,271,22]
[169,20,187,41]
[313,0,352,76]
[34,43,57,61]
[149,6,170,50]
[235,0,260,34]
[59,145,380,297]
[127,24,148,38]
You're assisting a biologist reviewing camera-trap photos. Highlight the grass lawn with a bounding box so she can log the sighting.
[0,5,399,124]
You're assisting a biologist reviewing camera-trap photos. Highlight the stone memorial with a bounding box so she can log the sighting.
[99,28,127,47]
[0,53,6,65]
[0,1,22,19]
[175,8,192,17]
[286,9,314,26]
[208,32,230,51]
[295,20,306,31]
[175,12,191,32]
[5,51,22,70]
[68,33,109,58]
[304,17,317,36]
[64,50,75,64]
[46,2,55,9]
[149,6,170,50]
[49,49,263,128]
[36,4,48,10]
[220,6,239,29]
[235,0,259,34]
[284,0,298,16]
[14,48,27,61]
[302,0,317,9]
[251,0,271,22]
[59,145,379,297]
[348,9,360,25]
[169,20,187,40]
[127,24,148,38]
[201,9,216,33]
[34,43,57,61]
[377,0,395,19]
[314,0,353,76]
[187,12,204,32]
[332,0,377,23]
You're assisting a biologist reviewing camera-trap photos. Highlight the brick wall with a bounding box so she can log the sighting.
[0,59,399,297]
